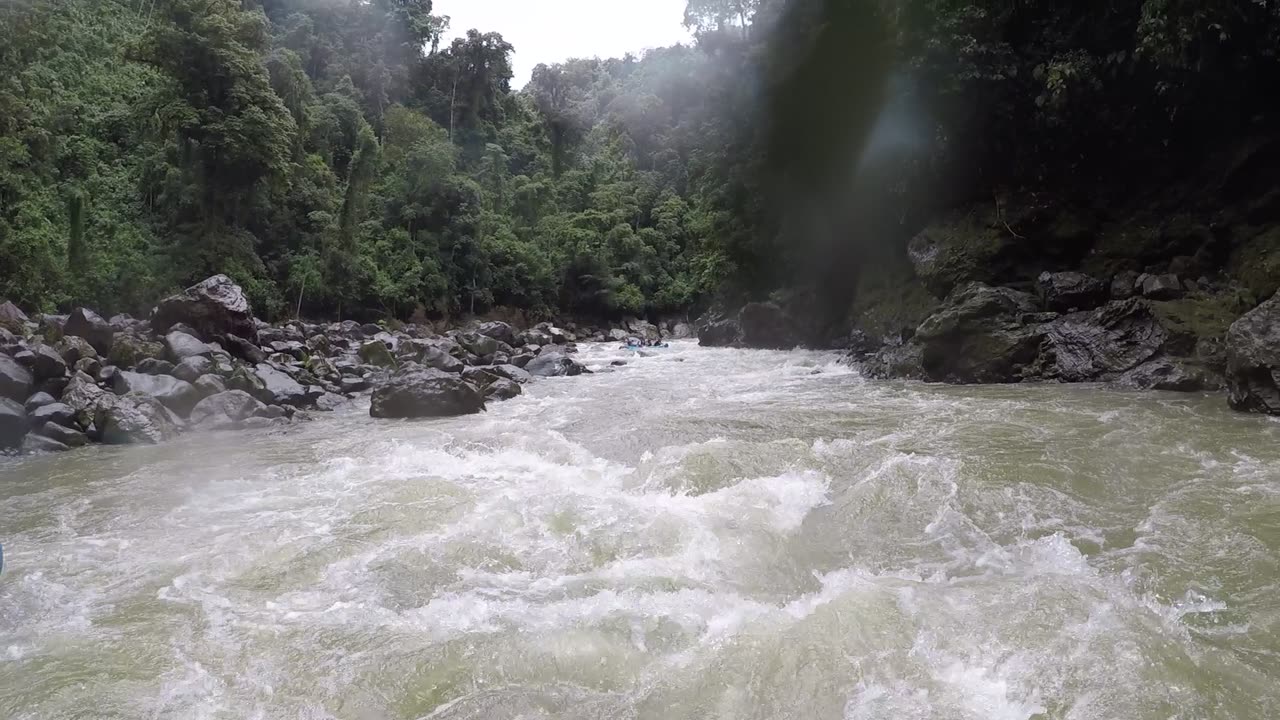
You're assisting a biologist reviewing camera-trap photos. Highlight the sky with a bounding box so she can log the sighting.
[433,0,694,89]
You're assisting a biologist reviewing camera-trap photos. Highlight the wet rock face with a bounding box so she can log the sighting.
[738,302,801,349]
[1037,271,1107,312]
[1038,299,1169,382]
[914,283,1044,384]
[370,365,486,419]
[1225,291,1280,414]
[151,274,258,342]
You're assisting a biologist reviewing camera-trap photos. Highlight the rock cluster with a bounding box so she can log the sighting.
[0,275,643,453]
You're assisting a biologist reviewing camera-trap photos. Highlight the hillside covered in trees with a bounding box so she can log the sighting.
[3,0,1280,334]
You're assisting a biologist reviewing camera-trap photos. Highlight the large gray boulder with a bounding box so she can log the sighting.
[524,351,586,377]
[370,365,486,419]
[253,364,309,407]
[112,370,202,417]
[0,300,27,333]
[151,274,258,342]
[1225,291,1280,414]
[484,378,522,401]
[1037,271,1107,312]
[61,371,110,428]
[915,283,1043,383]
[1039,299,1168,382]
[358,340,398,368]
[95,392,180,445]
[28,402,75,429]
[0,397,27,449]
[193,374,228,398]
[64,307,115,355]
[54,336,97,366]
[172,356,213,383]
[456,332,499,358]
[189,390,268,429]
[223,334,266,364]
[476,321,516,346]
[0,353,34,402]
[30,344,66,381]
[164,331,213,362]
[34,421,88,448]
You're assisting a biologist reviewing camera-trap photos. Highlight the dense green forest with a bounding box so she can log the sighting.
[2,0,1278,323]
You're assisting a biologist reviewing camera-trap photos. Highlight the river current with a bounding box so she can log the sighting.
[2,341,1279,719]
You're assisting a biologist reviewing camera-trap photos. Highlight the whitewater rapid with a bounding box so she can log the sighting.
[2,341,1279,719]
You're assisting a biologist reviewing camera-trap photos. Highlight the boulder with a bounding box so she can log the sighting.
[61,371,109,428]
[188,390,268,429]
[223,334,267,364]
[0,397,27,449]
[172,356,213,383]
[369,365,486,419]
[1118,358,1209,392]
[521,328,555,346]
[1037,271,1107,312]
[95,392,180,444]
[306,333,331,356]
[608,328,628,342]
[28,402,75,428]
[253,364,309,407]
[136,358,176,376]
[485,378,522,401]
[482,364,532,384]
[73,357,102,379]
[418,344,464,373]
[305,356,339,382]
[30,344,66,381]
[313,392,347,411]
[63,308,115,355]
[22,434,69,454]
[0,353,33,402]
[165,331,213,362]
[193,374,228,398]
[624,317,661,343]
[0,300,28,333]
[107,333,162,368]
[1225,291,1280,414]
[739,302,801,349]
[23,391,56,413]
[1038,299,1168,382]
[696,314,742,347]
[359,340,398,368]
[456,332,499,358]
[151,274,258,341]
[861,341,926,380]
[339,376,369,394]
[35,421,88,448]
[510,353,534,368]
[1140,274,1183,301]
[524,351,586,378]
[914,283,1043,384]
[227,365,268,400]
[670,322,694,339]
[54,336,97,365]
[476,321,516,346]
[36,314,66,342]
[112,370,202,417]
[268,340,307,360]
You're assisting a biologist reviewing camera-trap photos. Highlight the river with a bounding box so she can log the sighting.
[2,341,1279,719]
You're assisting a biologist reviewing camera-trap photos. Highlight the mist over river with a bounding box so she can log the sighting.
[2,341,1279,719]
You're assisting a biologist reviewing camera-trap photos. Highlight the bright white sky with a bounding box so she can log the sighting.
[433,0,694,88]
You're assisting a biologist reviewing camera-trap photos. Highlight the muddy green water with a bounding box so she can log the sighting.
[2,341,1279,719]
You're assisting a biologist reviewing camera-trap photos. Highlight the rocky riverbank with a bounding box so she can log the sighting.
[0,276,684,455]
[696,198,1280,418]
